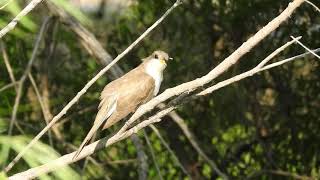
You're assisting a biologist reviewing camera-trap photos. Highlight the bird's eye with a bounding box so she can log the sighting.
[154,54,159,59]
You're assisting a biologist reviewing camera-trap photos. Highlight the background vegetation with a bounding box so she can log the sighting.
[0,0,319,179]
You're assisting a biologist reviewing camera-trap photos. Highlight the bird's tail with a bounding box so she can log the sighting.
[73,96,117,160]
[72,122,102,160]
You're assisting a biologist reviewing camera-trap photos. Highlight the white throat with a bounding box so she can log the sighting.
[145,58,166,96]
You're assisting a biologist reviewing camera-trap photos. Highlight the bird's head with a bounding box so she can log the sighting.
[144,50,172,72]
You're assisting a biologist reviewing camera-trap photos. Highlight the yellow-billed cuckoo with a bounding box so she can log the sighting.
[74,50,171,158]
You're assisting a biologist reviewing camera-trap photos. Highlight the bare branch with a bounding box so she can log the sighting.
[0,82,18,92]
[9,45,318,180]
[149,125,192,179]
[5,0,183,172]
[28,73,53,146]
[0,41,18,91]
[167,110,228,179]
[199,36,301,96]
[9,107,175,179]
[249,169,315,180]
[143,129,163,180]
[116,0,305,136]
[48,4,192,178]
[131,134,149,180]
[0,0,13,10]
[305,0,320,13]
[290,36,320,59]
[256,36,301,68]
[0,0,44,38]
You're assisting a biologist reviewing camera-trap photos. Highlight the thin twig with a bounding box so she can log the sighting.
[5,0,183,172]
[305,0,320,13]
[28,73,53,147]
[131,134,148,180]
[0,82,18,92]
[249,169,315,180]
[167,110,228,179]
[290,36,320,59]
[8,17,49,135]
[143,129,163,180]
[0,0,44,38]
[256,36,301,68]
[199,36,301,96]
[149,125,192,179]
[0,0,13,10]
[0,41,18,91]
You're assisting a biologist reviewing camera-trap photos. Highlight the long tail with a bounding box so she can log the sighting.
[72,120,104,160]
[73,96,117,160]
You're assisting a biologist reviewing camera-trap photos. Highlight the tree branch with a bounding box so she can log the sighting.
[4,0,183,172]
[167,110,228,179]
[116,0,305,137]
[9,44,320,179]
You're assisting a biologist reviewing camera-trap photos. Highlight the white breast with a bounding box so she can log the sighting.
[145,59,165,96]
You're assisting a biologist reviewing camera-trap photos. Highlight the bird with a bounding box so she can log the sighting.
[73,50,171,159]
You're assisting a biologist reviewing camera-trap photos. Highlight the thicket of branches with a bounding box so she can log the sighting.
[0,0,319,179]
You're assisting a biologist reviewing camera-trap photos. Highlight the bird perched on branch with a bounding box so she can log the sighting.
[73,50,171,159]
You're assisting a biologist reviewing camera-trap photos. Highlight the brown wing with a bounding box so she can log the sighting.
[101,71,155,129]
[73,64,154,159]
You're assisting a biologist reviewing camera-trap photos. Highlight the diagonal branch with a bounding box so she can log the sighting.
[116,0,305,136]
[305,0,320,13]
[10,11,319,180]
[48,3,197,177]
[290,36,320,59]
[28,73,54,146]
[167,110,228,179]
[199,36,301,96]
[4,0,184,172]
[149,125,193,179]
[0,41,18,91]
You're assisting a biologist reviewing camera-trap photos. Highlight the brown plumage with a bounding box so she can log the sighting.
[73,50,170,159]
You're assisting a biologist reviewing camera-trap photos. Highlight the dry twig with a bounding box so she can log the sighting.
[0,41,18,91]
[167,110,228,179]
[28,73,54,146]
[305,0,320,12]
[149,125,192,179]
